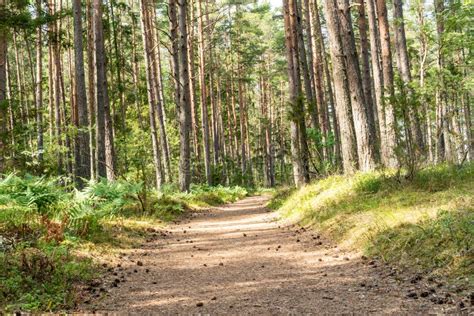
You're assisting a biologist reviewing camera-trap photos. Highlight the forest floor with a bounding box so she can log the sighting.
[78,195,468,314]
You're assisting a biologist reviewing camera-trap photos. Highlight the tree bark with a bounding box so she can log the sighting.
[0,0,6,173]
[172,0,192,191]
[308,0,328,159]
[336,0,377,171]
[86,0,96,178]
[323,0,358,174]
[140,0,164,188]
[197,0,212,185]
[149,7,172,182]
[34,0,44,165]
[72,0,91,186]
[376,0,398,168]
[93,0,116,180]
[434,0,451,163]
[187,0,201,161]
[356,0,377,146]
[392,0,425,154]
[283,0,309,186]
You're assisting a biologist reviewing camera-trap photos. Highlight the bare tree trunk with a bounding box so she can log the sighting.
[171,0,192,191]
[237,62,247,181]
[140,0,164,188]
[415,0,433,163]
[376,0,398,168]
[308,0,328,159]
[12,33,27,134]
[393,0,424,155]
[356,0,377,146]
[108,0,125,132]
[86,0,96,178]
[72,0,91,186]
[6,56,15,158]
[295,0,318,134]
[131,7,144,129]
[0,0,6,173]
[197,0,212,185]
[336,0,377,171]
[48,0,64,172]
[261,71,275,187]
[93,0,116,180]
[434,0,451,163]
[149,7,172,182]
[187,0,201,161]
[323,0,358,174]
[35,0,44,164]
[283,0,309,186]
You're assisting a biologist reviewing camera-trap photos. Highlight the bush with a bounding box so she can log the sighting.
[0,174,250,312]
[0,242,94,312]
[66,179,142,236]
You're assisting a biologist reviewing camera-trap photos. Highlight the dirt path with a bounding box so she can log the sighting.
[80,195,464,314]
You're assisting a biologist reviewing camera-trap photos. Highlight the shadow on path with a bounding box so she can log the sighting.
[79,195,452,314]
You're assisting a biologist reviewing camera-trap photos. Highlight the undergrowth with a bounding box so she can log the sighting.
[270,163,474,285]
[0,175,248,312]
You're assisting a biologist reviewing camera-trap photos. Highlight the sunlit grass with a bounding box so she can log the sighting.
[271,163,474,283]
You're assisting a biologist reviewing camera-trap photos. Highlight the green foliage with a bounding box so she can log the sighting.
[368,209,473,281]
[0,174,63,216]
[169,185,248,209]
[0,242,94,312]
[267,187,295,210]
[66,179,142,236]
[149,195,186,221]
[270,163,474,282]
[0,173,251,312]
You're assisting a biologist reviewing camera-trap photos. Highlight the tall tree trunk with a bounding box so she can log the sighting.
[237,63,247,181]
[415,0,433,162]
[283,0,309,186]
[392,0,424,155]
[261,71,275,187]
[12,33,27,134]
[49,0,64,172]
[336,0,377,171]
[109,0,125,132]
[72,0,91,186]
[93,0,116,180]
[149,7,172,182]
[35,0,44,164]
[140,0,164,188]
[197,0,212,185]
[356,0,377,146]
[376,0,398,168]
[131,8,144,129]
[366,0,383,150]
[171,0,192,191]
[187,0,201,161]
[86,0,96,178]
[308,0,328,160]
[296,0,318,135]
[0,0,6,173]
[323,0,358,174]
[434,0,451,163]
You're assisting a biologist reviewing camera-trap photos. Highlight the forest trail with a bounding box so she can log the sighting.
[81,195,449,314]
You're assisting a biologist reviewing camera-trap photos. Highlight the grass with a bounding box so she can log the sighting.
[270,163,474,285]
[0,176,249,313]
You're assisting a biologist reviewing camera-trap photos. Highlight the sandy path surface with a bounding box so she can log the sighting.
[80,195,466,314]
